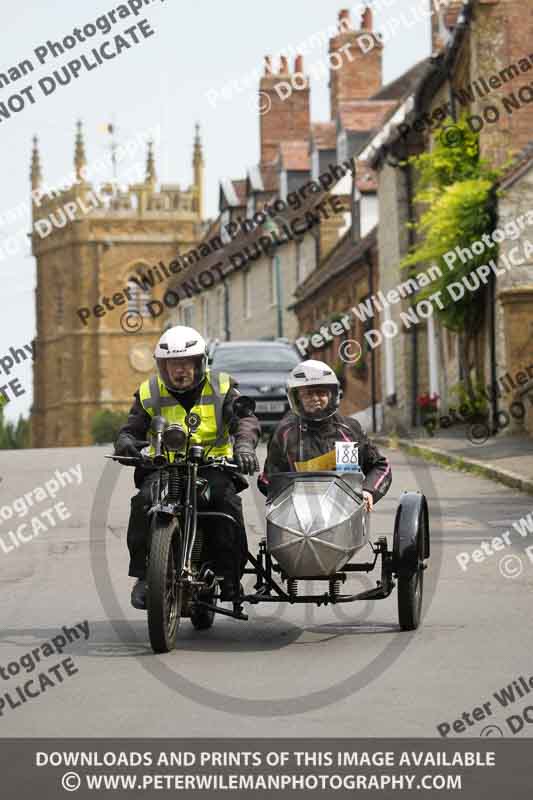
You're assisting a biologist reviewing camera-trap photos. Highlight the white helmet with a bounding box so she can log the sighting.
[287,359,340,421]
[154,325,208,392]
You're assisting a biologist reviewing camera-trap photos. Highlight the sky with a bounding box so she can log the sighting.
[0,0,431,422]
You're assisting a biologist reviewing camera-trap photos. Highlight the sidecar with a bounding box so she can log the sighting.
[266,470,369,577]
[239,470,430,631]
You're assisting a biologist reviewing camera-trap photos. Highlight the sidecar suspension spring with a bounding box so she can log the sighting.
[329,579,342,601]
[287,579,298,597]
[167,471,184,503]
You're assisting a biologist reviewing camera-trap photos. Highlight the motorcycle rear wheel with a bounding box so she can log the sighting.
[147,515,183,653]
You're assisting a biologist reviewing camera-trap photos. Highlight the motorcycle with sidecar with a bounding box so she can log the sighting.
[108,403,430,654]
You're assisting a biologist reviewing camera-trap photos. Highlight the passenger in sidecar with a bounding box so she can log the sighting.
[257,359,391,509]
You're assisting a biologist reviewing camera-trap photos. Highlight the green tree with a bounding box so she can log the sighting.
[0,401,31,449]
[91,409,128,445]
[400,116,503,402]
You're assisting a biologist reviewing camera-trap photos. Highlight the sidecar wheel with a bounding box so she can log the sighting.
[398,564,423,631]
[147,515,183,653]
[393,492,429,632]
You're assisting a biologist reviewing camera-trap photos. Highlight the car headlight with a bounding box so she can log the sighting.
[162,423,187,452]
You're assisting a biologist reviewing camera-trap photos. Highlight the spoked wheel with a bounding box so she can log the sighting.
[393,492,429,632]
[146,514,183,653]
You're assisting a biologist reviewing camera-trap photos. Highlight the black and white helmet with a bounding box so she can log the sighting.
[154,325,207,392]
[287,359,340,421]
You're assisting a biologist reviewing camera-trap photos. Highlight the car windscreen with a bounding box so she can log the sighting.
[211,346,300,372]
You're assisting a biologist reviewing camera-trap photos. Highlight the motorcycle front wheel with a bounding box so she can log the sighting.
[146,514,183,653]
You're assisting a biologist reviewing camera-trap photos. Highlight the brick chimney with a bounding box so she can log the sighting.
[329,7,383,121]
[431,1,465,54]
[259,55,310,165]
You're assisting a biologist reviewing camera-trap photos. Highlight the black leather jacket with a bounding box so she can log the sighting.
[258,411,391,502]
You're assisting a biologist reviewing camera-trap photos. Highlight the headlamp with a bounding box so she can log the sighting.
[162,423,187,452]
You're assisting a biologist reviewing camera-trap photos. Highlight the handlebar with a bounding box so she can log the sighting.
[106,453,240,471]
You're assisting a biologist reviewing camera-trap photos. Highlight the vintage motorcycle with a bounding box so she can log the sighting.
[108,403,430,654]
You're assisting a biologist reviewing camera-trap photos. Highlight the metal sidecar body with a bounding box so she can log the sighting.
[265,470,369,578]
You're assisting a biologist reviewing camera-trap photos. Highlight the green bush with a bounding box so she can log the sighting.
[0,406,30,449]
[449,382,489,419]
[91,409,128,445]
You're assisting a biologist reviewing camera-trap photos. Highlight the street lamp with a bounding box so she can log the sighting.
[264,218,283,338]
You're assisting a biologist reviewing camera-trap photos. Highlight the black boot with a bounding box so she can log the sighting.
[131,578,147,610]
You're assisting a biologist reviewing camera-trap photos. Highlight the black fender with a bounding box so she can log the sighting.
[392,491,430,573]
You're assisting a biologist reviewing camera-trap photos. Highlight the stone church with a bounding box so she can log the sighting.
[30,122,204,447]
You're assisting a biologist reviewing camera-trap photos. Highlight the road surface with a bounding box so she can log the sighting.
[1,443,532,738]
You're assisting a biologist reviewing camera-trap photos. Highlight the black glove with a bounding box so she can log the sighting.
[114,434,144,465]
[234,445,259,475]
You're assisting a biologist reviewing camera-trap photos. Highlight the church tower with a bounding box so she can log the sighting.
[31,123,205,447]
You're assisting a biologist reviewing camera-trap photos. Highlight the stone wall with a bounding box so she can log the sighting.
[31,185,200,447]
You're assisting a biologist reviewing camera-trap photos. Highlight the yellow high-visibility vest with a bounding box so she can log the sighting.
[139,370,233,460]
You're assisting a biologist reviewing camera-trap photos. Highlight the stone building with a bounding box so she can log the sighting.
[361,0,533,434]
[170,7,389,352]
[30,123,205,447]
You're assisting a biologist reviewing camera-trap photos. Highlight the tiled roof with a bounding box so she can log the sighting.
[293,226,377,306]
[371,58,430,101]
[171,165,353,289]
[338,100,398,132]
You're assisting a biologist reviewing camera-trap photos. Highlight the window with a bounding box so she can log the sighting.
[220,209,231,244]
[181,301,195,327]
[337,130,348,163]
[202,296,209,338]
[295,241,307,285]
[311,149,320,181]
[217,286,225,338]
[270,256,278,306]
[127,276,151,317]
[280,171,288,201]
[211,344,300,372]
[243,270,251,319]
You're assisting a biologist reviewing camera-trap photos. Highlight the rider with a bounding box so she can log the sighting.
[114,325,260,609]
[258,359,391,509]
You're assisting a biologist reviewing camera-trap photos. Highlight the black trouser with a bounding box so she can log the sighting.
[126,467,248,586]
